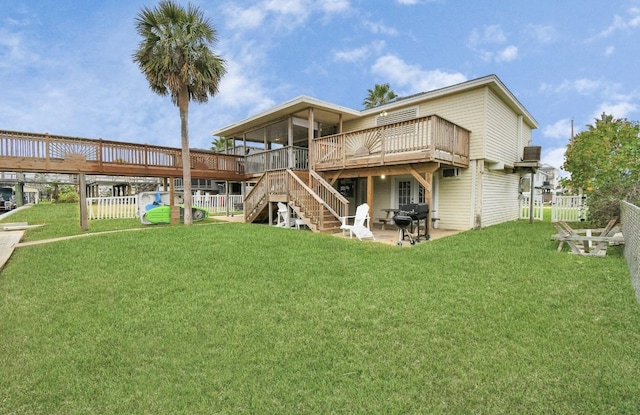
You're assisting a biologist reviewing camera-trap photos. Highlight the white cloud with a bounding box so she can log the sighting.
[542,147,569,177]
[220,4,265,31]
[371,55,467,95]
[319,0,351,13]
[468,24,507,46]
[591,6,640,39]
[333,41,385,62]
[467,25,518,63]
[605,45,615,55]
[543,118,573,140]
[525,24,558,43]
[590,100,638,120]
[0,26,40,70]
[551,78,603,95]
[363,20,399,36]
[222,0,351,33]
[496,45,518,62]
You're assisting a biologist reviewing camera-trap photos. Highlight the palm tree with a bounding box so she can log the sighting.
[362,83,397,109]
[211,136,232,152]
[133,0,226,225]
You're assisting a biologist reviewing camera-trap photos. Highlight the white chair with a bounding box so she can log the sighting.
[340,203,375,241]
[276,202,293,227]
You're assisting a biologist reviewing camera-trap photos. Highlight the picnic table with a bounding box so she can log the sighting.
[551,217,624,257]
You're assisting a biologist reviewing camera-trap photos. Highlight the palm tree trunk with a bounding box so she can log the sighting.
[179,89,192,225]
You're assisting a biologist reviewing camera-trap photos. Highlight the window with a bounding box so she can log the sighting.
[398,181,411,205]
[418,184,426,204]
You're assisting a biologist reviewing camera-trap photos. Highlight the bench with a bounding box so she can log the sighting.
[378,218,392,230]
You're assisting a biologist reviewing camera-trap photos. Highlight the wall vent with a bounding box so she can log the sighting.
[376,107,418,126]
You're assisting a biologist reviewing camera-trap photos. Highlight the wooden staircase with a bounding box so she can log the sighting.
[243,169,347,233]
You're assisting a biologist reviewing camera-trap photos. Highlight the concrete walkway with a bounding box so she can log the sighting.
[0,205,32,270]
[0,230,24,270]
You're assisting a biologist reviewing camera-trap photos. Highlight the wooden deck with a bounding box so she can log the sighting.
[1,115,469,181]
[0,130,245,180]
[311,115,470,171]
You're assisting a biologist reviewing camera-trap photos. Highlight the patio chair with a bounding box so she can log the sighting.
[340,203,375,241]
[276,202,293,227]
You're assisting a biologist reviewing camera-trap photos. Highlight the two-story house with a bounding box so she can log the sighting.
[213,74,539,233]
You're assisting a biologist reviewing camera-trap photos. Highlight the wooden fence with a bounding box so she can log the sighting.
[87,195,244,220]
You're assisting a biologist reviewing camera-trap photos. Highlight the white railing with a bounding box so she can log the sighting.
[552,195,587,222]
[87,194,244,220]
[88,196,138,220]
[520,194,544,221]
[192,194,244,214]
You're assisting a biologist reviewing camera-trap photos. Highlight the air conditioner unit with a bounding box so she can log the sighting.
[522,146,541,162]
[442,168,460,178]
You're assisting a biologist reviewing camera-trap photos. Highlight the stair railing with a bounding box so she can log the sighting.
[286,170,328,228]
[309,170,348,219]
[244,173,268,222]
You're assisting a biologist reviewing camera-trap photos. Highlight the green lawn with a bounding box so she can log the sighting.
[1,204,639,414]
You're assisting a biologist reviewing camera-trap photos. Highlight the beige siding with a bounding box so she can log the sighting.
[436,168,474,230]
[344,114,377,132]
[344,88,488,160]
[481,167,521,227]
[371,176,393,221]
[485,89,521,164]
[415,88,487,160]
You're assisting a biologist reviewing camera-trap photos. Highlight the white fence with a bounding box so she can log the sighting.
[87,194,244,220]
[192,194,244,214]
[88,196,137,220]
[552,195,587,222]
[520,195,544,221]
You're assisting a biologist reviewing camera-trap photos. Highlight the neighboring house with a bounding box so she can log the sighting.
[213,74,540,233]
[521,163,558,203]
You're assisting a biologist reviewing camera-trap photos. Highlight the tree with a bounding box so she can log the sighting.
[563,113,640,224]
[362,83,397,109]
[211,136,232,152]
[133,0,226,224]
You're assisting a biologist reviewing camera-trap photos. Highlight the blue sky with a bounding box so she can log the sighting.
[1,0,639,175]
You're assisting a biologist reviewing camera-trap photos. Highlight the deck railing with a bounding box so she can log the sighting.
[311,115,469,169]
[245,146,308,174]
[0,130,244,179]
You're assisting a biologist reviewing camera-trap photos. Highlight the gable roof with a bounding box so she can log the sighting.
[213,74,537,138]
[362,74,538,129]
[212,96,361,138]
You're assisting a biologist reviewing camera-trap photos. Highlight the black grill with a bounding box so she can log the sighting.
[396,203,430,243]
